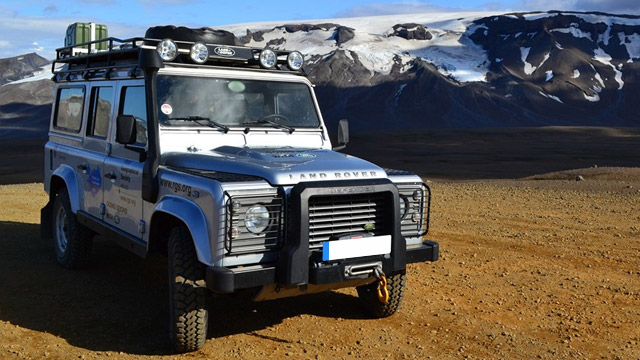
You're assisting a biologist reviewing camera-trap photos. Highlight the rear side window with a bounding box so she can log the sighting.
[87,86,113,139]
[119,86,147,146]
[54,87,85,133]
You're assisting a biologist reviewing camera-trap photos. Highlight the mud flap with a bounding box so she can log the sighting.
[40,201,53,240]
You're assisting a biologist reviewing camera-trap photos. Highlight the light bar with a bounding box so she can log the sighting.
[190,43,209,64]
[259,49,277,69]
[156,39,178,61]
[287,51,304,71]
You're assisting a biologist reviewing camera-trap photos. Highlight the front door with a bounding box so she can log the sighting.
[103,82,147,238]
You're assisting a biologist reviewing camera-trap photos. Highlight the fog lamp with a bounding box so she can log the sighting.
[156,39,178,61]
[286,51,304,70]
[259,49,277,69]
[190,43,209,64]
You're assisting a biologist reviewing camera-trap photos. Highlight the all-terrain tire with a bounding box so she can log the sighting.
[168,225,208,352]
[356,272,406,318]
[52,188,93,269]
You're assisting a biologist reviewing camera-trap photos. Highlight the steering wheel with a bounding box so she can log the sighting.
[259,113,290,123]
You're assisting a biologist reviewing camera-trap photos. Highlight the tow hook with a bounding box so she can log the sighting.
[374,267,389,304]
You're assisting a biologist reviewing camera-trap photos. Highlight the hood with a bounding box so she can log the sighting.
[162,146,387,185]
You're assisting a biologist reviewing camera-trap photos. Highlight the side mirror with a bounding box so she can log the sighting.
[116,115,137,145]
[333,119,349,151]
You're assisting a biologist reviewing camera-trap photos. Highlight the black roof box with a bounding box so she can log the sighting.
[144,26,238,46]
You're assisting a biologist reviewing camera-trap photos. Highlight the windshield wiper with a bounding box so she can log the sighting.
[169,116,229,133]
[243,119,295,134]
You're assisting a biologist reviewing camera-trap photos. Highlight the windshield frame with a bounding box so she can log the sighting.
[155,66,324,132]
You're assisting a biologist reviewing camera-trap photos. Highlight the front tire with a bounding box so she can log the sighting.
[356,272,406,318]
[168,225,208,352]
[52,188,93,269]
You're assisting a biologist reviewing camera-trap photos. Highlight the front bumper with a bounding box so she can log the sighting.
[206,239,438,293]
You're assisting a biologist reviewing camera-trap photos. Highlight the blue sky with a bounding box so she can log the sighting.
[1,0,639,59]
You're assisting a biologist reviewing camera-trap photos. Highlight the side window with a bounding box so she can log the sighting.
[54,87,85,133]
[87,86,113,139]
[119,86,147,146]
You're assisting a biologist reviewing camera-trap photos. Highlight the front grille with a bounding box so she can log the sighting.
[308,193,389,249]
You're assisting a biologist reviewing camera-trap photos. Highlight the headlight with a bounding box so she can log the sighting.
[156,39,178,61]
[190,43,209,64]
[244,205,270,234]
[259,49,277,69]
[286,51,304,70]
[399,196,407,218]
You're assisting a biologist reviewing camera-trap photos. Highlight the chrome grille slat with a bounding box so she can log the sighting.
[309,213,384,224]
[308,193,388,248]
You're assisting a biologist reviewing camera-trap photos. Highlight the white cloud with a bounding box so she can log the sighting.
[0,7,146,59]
[334,2,471,18]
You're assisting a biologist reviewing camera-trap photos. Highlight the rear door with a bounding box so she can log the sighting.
[81,84,115,219]
[103,81,147,238]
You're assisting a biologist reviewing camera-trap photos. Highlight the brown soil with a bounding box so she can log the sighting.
[1,167,639,359]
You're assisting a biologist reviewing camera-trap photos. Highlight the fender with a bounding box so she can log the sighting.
[51,164,82,214]
[154,195,213,265]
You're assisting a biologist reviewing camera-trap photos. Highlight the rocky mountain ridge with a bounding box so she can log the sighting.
[0,53,49,86]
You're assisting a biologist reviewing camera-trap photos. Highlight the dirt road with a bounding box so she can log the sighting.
[1,169,639,359]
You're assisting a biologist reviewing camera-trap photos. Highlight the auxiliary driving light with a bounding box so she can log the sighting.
[259,49,277,69]
[245,205,270,234]
[190,43,209,64]
[286,51,304,71]
[156,39,178,61]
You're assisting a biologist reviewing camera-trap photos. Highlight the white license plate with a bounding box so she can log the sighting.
[322,235,391,261]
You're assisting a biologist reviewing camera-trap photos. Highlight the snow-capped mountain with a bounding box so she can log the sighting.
[223,11,640,129]
[0,53,50,86]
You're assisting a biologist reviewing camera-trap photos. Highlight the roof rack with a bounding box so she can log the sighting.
[52,35,306,83]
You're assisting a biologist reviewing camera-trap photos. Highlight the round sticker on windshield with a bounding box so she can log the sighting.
[161,103,173,115]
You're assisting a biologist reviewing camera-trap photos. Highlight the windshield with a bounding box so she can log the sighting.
[156,75,320,128]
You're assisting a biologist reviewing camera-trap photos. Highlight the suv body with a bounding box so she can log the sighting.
[41,26,438,352]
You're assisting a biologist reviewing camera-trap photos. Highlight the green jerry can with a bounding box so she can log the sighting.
[64,22,109,52]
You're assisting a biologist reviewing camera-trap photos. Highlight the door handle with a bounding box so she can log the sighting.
[77,164,88,174]
[104,173,117,182]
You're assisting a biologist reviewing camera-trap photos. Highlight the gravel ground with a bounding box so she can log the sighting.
[0,169,639,359]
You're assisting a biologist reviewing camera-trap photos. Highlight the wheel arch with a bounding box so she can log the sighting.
[150,196,213,265]
[49,165,81,214]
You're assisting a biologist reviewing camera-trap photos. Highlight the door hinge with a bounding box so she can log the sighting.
[138,220,146,234]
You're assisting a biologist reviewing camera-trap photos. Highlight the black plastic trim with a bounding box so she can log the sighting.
[77,211,147,258]
[406,240,439,263]
[206,266,275,293]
